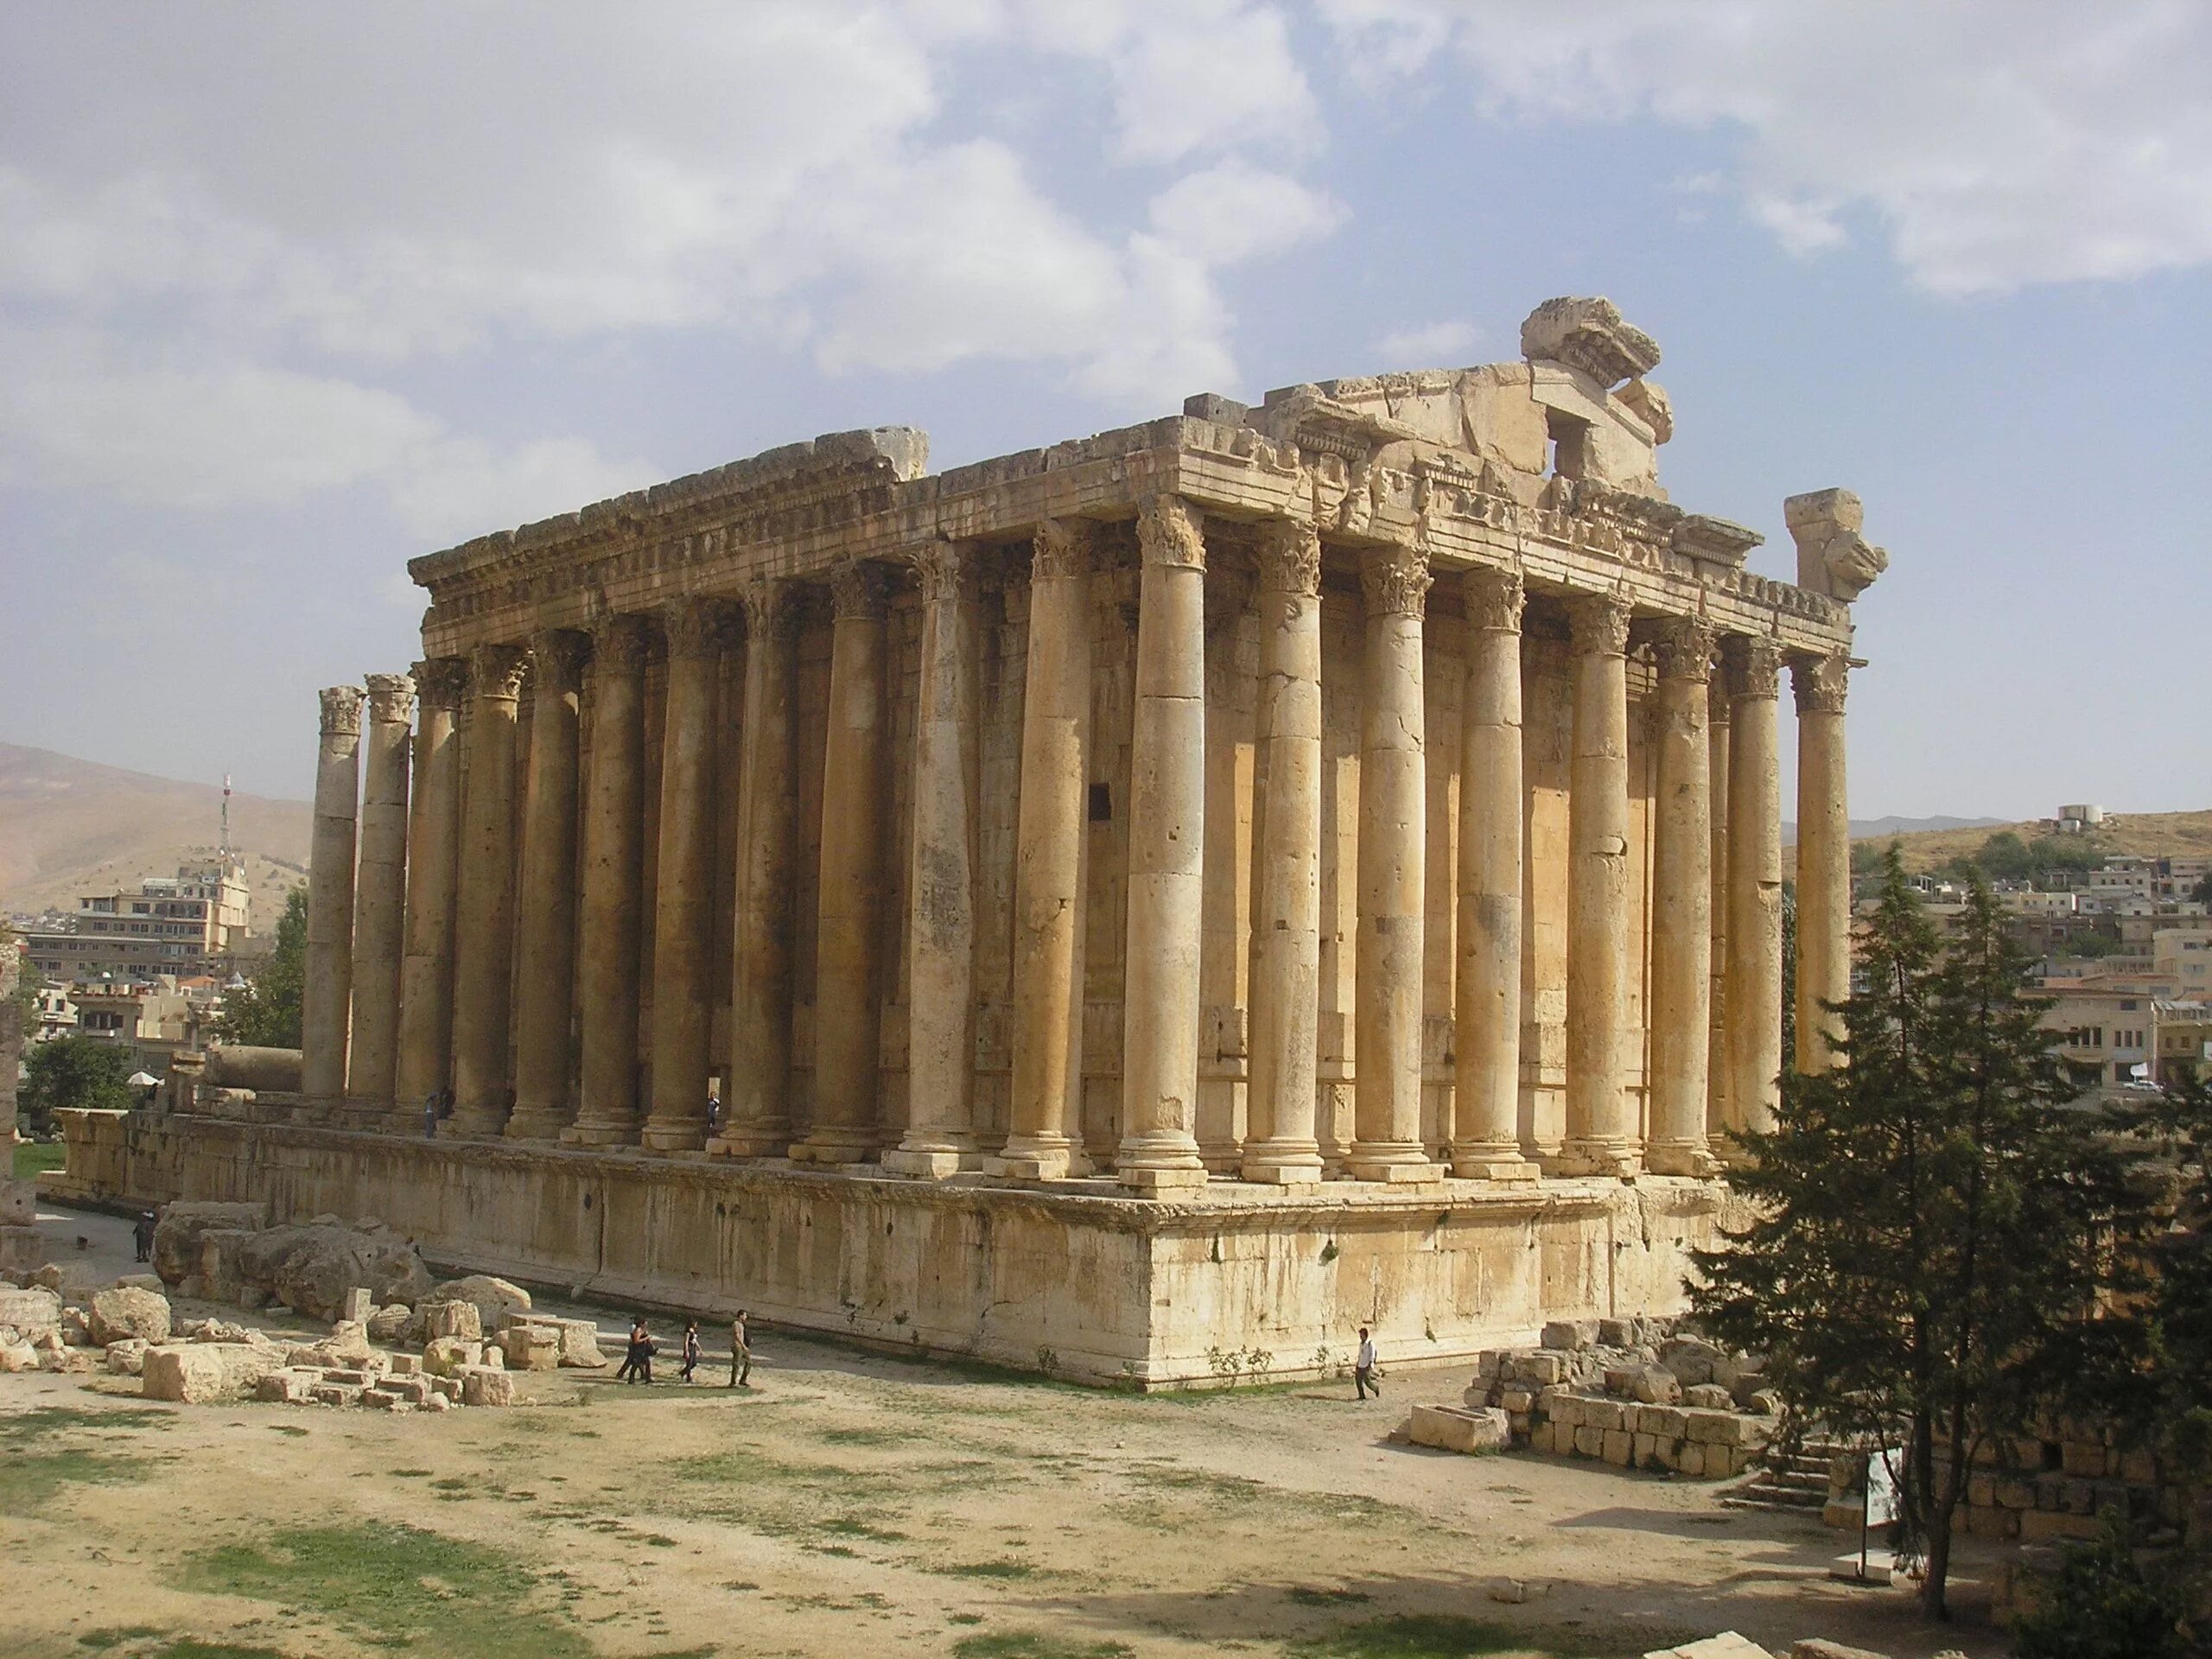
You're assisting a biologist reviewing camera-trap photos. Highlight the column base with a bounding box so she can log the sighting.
[1117,1164,1208,1192]
[1240,1141,1325,1186]
[880,1148,966,1179]
[986,1136,1090,1180]
[1344,1146,1443,1185]
[503,1109,570,1143]
[1451,1148,1541,1183]
[448,1109,508,1138]
[1551,1140,1643,1179]
[790,1133,877,1166]
[706,1124,791,1158]
[561,1122,639,1149]
[639,1122,709,1154]
[1643,1141,1721,1177]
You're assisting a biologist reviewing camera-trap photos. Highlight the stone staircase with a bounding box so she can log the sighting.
[1721,1440,1843,1516]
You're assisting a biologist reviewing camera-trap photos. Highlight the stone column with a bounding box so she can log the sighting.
[643,599,728,1153]
[345,672,413,1116]
[448,644,525,1135]
[795,562,891,1164]
[1241,518,1325,1185]
[565,614,649,1147]
[999,522,1094,1179]
[1117,494,1210,1190]
[709,582,799,1157]
[890,541,981,1177]
[505,630,587,1141]
[396,658,465,1117]
[1451,567,1536,1180]
[1348,543,1436,1183]
[1724,635,1785,1149]
[1560,593,1638,1177]
[1645,618,1719,1175]
[1706,677,1732,1144]
[1793,652,1851,1072]
[302,684,365,1109]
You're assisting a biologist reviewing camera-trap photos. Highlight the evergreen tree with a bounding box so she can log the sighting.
[213,885,307,1048]
[20,1035,135,1131]
[1693,852,2150,1619]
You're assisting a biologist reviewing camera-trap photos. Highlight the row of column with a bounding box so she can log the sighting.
[300,496,1851,1185]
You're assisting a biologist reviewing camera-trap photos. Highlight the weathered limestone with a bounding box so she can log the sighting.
[566,613,649,1148]
[1723,636,1785,1150]
[1118,494,1210,1189]
[1560,594,1637,1177]
[302,685,364,1109]
[1793,652,1851,1072]
[1646,619,1719,1175]
[644,599,728,1153]
[999,522,1094,1180]
[888,541,981,1177]
[795,562,891,1165]
[1452,567,1535,1180]
[1241,519,1325,1185]
[448,645,525,1136]
[506,630,587,1141]
[346,674,413,1113]
[1705,678,1732,1149]
[396,658,464,1120]
[1348,543,1436,1184]
[710,582,799,1158]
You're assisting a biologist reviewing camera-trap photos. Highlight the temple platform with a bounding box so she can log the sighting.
[49,1107,1737,1388]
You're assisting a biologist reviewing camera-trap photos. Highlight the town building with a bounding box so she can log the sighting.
[69,976,220,1079]
[20,859,251,984]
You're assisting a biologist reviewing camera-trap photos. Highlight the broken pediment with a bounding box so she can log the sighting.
[1519,296,1662,390]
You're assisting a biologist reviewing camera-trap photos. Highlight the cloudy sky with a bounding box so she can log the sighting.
[3,1,2207,817]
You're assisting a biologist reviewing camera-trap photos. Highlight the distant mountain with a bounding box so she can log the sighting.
[0,742,311,929]
[1783,814,2007,847]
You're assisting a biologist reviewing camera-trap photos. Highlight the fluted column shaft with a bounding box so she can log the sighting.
[302,685,364,1109]
[642,601,727,1152]
[1117,494,1209,1189]
[1647,619,1719,1174]
[1705,680,1732,1144]
[1560,594,1637,1176]
[396,659,464,1115]
[710,583,798,1157]
[1000,524,1094,1179]
[1241,520,1325,1184]
[566,615,649,1147]
[1348,543,1435,1183]
[1724,636,1785,1150]
[798,563,890,1164]
[346,674,413,1115]
[891,542,982,1177]
[1793,653,1852,1072]
[506,632,587,1140]
[448,645,525,1135]
[1452,568,1536,1179]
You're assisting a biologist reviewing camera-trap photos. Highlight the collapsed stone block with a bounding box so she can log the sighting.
[1682,1383,1733,1410]
[105,1338,150,1376]
[1643,1637,1772,1659]
[0,1337,38,1372]
[256,1369,322,1405]
[388,1352,422,1376]
[498,1325,560,1372]
[460,1365,515,1407]
[1407,1404,1510,1454]
[142,1340,288,1403]
[423,1300,482,1342]
[1789,1641,1893,1659]
[422,1337,475,1376]
[87,1286,173,1346]
[324,1320,374,1363]
[547,1317,610,1368]
[0,1284,62,1341]
[340,1287,372,1325]
[1541,1319,1599,1351]
[430,1274,531,1334]
[235,1219,435,1320]
[1630,1366,1681,1406]
[151,1202,269,1288]
[312,1382,364,1408]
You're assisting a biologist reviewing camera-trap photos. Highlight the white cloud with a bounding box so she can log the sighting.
[1318,0,2212,292]
[1376,318,1482,363]
[1148,161,1344,265]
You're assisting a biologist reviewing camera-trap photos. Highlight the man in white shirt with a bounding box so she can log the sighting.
[1354,1327,1379,1399]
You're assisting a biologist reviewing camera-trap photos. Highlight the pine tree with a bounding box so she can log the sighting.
[1693,852,2151,1618]
[213,885,307,1048]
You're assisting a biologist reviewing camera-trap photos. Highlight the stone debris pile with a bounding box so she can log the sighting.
[1408,1318,1780,1478]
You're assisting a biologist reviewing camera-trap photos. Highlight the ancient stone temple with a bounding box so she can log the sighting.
[75,299,1887,1384]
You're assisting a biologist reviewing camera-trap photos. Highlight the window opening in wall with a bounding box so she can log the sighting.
[1089,782,1112,822]
[1545,409,1592,480]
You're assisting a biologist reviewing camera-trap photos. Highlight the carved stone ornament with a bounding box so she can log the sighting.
[1791,652,1849,716]
[1031,518,1095,582]
[828,558,893,621]
[363,671,416,725]
[661,596,734,661]
[530,628,590,691]
[593,612,652,674]
[469,642,528,702]
[411,658,469,712]
[1783,487,1888,602]
[318,684,365,738]
[1618,376,1673,443]
[737,577,800,643]
[1360,543,1432,619]
[1462,565,1524,632]
[1254,518,1322,597]
[1519,296,1661,388]
[1725,634,1784,701]
[1651,616,1719,683]
[1137,493,1205,570]
[1566,593,1631,657]
[905,537,970,605]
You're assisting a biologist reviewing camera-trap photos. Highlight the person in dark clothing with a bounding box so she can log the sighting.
[680,1319,701,1382]
[131,1211,156,1262]
[728,1309,752,1388]
[616,1316,655,1383]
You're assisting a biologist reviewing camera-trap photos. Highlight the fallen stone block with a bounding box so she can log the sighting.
[105,1338,151,1376]
[1596,1318,1637,1347]
[423,1300,482,1342]
[141,1341,288,1403]
[0,1337,39,1372]
[360,1387,416,1412]
[0,1285,62,1342]
[476,1343,505,1370]
[422,1337,476,1376]
[1683,1408,1753,1446]
[430,1274,531,1334]
[323,1319,374,1363]
[1791,1640,1892,1659]
[1407,1404,1510,1454]
[499,1325,560,1372]
[256,1369,322,1405]
[421,1391,452,1412]
[1682,1383,1734,1410]
[151,1201,269,1288]
[388,1352,422,1376]
[1645,1637,1772,1659]
[32,1262,107,1301]
[62,1306,96,1346]
[89,1286,173,1346]
[378,1374,433,1404]
[460,1365,515,1408]
[312,1383,364,1408]
[234,1218,435,1321]
[366,1303,411,1343]
[1541,1319,1599,1351]
[1631,1366,1681,1406]
[428,1375,461,1402]
[547,1317,609,1369]
[340,1287,372,1325]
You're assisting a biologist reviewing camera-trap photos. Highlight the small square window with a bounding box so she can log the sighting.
[1089,783,1112,823]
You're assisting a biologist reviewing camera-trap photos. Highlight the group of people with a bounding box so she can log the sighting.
[614,1310,752,1388]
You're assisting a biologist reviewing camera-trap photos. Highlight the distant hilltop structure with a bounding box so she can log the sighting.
[17,856,250,985]
[2048,803,2106,836]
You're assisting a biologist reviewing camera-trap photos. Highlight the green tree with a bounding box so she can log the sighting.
[20,1035,135,1132]
[1,919,38,1022]
[2009,1513,2191,1659]
[1974,830,2032,881]
[213,885,307,1048]
[2194,870,2212,907]
[1691,853,2149,1619]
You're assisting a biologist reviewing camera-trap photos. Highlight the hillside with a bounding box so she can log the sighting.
[0,742,311,930]
[1860,809,2212,873]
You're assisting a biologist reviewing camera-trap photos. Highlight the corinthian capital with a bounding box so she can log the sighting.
[737,577,799,644]
[1724,633,1784,701]
[468,642,528,702]
[530,628,590,693]
[1031,518,1096,582]
[1137,493,1205,570]
[1255,519,1322,598]
[1360,543,1431,619]
[1650,616,1719,683]
[904,537,972,605]
[1791,652,1849,715]
[592,613,651,675]
[318,684,365,738]
[363,671,416,726]
[1566,593,1630,657]
[662,596,735,661]
[1462,565,1524,632]
[829,559,892,621]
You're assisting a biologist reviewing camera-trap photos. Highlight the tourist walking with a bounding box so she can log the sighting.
[1354,1326,1380,1400]
[728,1309,752,1388]
[680,1319,701,1382]
[616,1316,655,1383]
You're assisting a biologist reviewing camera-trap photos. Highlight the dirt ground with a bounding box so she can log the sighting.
[2,1205,2012,1659]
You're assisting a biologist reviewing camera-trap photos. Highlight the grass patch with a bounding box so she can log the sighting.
[183,1522,590,1658]
[13,1141,65,1179]
[821,1516,908,1543]
[0,1408,171,1514]
[950,1635,1133,1659]
[0,1407,176,1446]
[817,1424,913,1446]
[1287,1587,1374,1607]
[154,1645,295,1659]
[942,1560,1039,1580]
[1287,1616,1649,1658]
[77,1630,163,1650]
